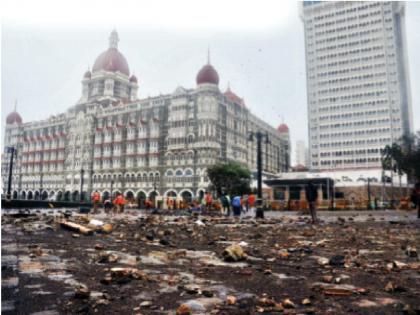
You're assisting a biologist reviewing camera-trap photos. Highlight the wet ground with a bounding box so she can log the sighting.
[2,209,420,315]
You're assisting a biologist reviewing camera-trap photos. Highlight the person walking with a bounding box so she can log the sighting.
[104,198,112,214]
[220,194,230,216]
[410,182,420,219]
[305,181,318,224]
[232,195,242,218]
[92,191,101,214]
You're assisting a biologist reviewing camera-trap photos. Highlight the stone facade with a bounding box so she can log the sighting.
[2,31,290,202]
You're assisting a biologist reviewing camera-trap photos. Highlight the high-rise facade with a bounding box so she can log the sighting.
[295,140,309,168]
[2,31,290,202]
[301,1,413,171]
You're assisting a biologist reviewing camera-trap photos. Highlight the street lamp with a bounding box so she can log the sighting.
[248,131,269,219]
[80,168,85,202]
[5,146,16,200]
[110,179,114,199]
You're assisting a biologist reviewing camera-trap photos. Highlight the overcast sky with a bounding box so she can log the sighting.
[1,0,420,164]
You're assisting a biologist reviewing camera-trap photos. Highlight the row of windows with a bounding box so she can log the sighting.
[317,100,389,113]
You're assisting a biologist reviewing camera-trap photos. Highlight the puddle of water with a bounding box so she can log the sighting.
[30,310,60,315]
[25,284,44,289]
[1,300,15,312]
[2,277,19,288]
[2,255,18,266]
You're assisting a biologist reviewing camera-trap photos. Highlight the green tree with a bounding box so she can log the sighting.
[383,133,420,183]
[207,162,251,196]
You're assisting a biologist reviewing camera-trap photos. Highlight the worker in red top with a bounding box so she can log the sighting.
[113,193,126,214]
[205,192,213,211]
[92,191,101,214]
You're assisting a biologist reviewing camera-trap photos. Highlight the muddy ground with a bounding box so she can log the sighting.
[2,210,420,315]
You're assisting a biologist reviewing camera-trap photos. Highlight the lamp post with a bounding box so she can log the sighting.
[367,177,372,210]
[80,168,85,202]
[248,131,269,219]
[6,146,16,200]
[110,179,114,199]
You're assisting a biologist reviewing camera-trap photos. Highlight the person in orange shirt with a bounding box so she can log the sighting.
[113,193,126,214]
[248,193,256,215]
[92,191,101,214]
[205,192,213,211]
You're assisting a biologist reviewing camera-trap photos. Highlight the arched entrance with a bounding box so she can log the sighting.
[41,191,48,200]
[12,191,18,199]
[56,191,63,201]
[21,191,26,200]
[102,191,110,201]
[34,191,40,200]
[125,191,134,201]
[137,191,146,208]
[166,191,177,197]
[27,191,33,200]
[181,190,193,203]
[72,191,79,202]
[64,191,71,201]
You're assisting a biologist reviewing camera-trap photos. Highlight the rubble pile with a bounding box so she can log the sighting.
[1,209,420,314]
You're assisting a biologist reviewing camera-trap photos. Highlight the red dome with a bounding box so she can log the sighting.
[129,75,138,83]
[83,70,91,79]
[224,86,244,106]
[196,64,219,85]
[6,111,22,124]
[92,48,130,76]
[277,123,289,133]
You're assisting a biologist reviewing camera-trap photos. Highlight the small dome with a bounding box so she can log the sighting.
[83,70,91,79]
[129,75,138,83]
[196,64,219,85]
[224,85,244,106]
[277,123,289,133]
[6,111,22,125]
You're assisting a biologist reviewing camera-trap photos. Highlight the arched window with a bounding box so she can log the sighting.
[187,134,194,143]
[185,169,193,176]
[175,170,183,177]
[166,170,173,177]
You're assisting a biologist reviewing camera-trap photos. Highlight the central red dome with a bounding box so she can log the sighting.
[196,64,219,85]
[92,30,130,76]
[92,48,130,76]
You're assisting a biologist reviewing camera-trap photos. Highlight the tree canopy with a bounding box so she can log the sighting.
[382,133,420,183]
[207,162,251,196]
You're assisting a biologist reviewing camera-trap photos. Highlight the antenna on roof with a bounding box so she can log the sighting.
[207,46,211,64]
[14,99,17,112]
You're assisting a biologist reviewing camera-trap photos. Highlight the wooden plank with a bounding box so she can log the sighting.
[60,220,93,235]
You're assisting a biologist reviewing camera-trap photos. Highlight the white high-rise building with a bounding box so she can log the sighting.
[301,1,413,171]
[295,140,309,168]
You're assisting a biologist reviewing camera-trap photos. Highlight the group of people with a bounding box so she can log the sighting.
[220,193,256,217]
[92,191,126,215]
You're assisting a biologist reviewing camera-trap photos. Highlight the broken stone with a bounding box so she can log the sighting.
[74,284,90,299]
[101,224,113,234]
[329,255,345,266]
[226,295,237,305]
[95,244,104,250]
[140,301,152,307]
[317,257,329,266]
[98,252,119,264]
[176,304,191,315]
[302,298,311,305]
[406,246,418,258]
[283,298,295,308]
[322,275,334,283]
[222,244,246,262]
